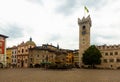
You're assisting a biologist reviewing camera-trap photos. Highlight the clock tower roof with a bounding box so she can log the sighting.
[78,15,92,27]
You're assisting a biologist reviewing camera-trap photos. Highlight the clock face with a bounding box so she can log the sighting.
[82,31,86,35]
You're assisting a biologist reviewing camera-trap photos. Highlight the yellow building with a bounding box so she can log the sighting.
[6,48,12,67]
[73,50,79,66]
[66,52,74,65]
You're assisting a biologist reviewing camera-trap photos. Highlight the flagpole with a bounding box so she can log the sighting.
[84,6,89,17]
[84,6,86,17]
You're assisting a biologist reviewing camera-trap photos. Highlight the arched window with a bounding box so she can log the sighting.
[82,26,86,30]
[22,49,24,53]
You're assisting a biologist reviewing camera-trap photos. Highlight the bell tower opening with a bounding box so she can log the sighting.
[82,26,86,30]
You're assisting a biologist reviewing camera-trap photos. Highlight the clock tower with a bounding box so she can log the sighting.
[78,15,92,66]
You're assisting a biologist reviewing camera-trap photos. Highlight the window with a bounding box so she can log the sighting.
[110,52,113,55]
[103,59,107,63]
[42,60,45,62]
[109,59,114,62]
[12,55,14,58]
[6,57,9,59]
[82,38,85,41]
[117,59,120,62]
[105,52,108,56]
[83,42,85,44]
[82,26,86,30]
[30,58,33,62]
[37,54,39,57]
[18,50,20,53]
[115,52,118,55]
[15,55,16,58]
[14,59,16,62]
[12,59,13,62]
[26,49,28,52]
[22,49,24,53]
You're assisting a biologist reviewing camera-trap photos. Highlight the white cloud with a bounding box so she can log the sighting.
[91,0,120,45]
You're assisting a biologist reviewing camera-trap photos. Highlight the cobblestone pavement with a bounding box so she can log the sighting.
[0,68,120,82]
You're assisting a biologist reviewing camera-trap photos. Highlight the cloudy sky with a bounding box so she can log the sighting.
[0,0,120,49]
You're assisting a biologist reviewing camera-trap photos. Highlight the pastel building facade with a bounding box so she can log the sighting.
[11,46,18,67]
[97,45,120,69]
[28,44,70,67]
[6,48,12,67]
[17,38,36,68]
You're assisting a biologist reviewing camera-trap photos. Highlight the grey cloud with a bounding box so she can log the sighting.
[27,0,43,5]
[49,34,61,42]
[0,23,24,39]
[56,0,78,15]
[85,0,107,9]
[56,0,107,15]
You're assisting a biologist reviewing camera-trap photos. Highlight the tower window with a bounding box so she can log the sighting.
[83,42,85,44]
[82,26,86,30]
[82,38,85,41]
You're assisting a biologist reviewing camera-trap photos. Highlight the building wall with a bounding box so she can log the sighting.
[29,49,56,67]
[0,35,8,67]
[97,45,120,69]
[17,38,36,68]
[66,52,74,64]
[73,50,79,65]
[17,43,35,68]
[11,47,17,67]
[28,45,69,67]
[6,48,12,67]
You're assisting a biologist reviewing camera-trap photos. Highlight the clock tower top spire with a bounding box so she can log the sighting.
[78,15,92,27]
